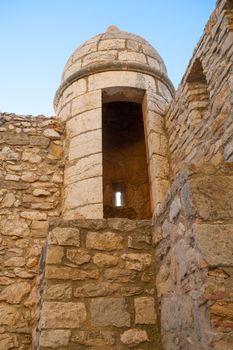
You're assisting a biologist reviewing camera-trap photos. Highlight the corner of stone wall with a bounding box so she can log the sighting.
[152,163,233,350]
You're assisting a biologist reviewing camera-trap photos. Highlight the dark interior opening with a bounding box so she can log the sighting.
[102,101,151,219]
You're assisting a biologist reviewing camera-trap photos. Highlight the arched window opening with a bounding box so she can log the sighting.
[186,58,209,127]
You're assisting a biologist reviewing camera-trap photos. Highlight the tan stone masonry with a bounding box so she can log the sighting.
[0,1,233,349]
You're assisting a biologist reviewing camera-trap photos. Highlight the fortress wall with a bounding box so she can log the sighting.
[0,113,64,350]
[166,0,233,178]
[35,219,161,350]
[153,163,233,350]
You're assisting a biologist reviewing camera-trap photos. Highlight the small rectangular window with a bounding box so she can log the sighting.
[115,191,123,207]
[112,182,125,207]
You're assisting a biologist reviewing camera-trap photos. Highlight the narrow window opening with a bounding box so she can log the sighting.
[112,182,125,207]
[186,58,209,127]
[115,192,123,207]
[102,99,151,219]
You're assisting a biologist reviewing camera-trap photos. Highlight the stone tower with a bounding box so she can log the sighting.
[54,25,174,220]
[0,1,233,349]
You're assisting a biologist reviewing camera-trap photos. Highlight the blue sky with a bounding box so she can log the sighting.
[1,0,215,116]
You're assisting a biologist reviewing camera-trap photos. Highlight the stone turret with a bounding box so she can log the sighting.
[54,26,174,220]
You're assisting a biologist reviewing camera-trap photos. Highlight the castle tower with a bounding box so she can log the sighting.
[54,26,174,220]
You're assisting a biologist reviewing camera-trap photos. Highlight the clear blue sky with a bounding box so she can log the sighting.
[1,0,215,116]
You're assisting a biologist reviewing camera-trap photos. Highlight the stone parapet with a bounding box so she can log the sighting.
[35,218,161,349]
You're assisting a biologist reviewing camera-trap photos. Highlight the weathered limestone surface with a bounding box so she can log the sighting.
[0,113,64,350]
[153,164,233,350]
[0,1,233,349]
[35,219,161,349]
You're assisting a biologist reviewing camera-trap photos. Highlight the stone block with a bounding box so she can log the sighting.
[92,253,119,267]
[147,92,169,114]
[0,281,31,304]
[81,50,118,67]
[86,231,124,251]
[194,224,233,266]
[43,128,60,139]
[121,253,152,271]
[72,78,87,96]
[90,297,130,327]
[41,301,86,328]
[0,304,20,325]
[148,56,160,70]
[49,227,80,246]
[66,248,91,265]
[128,231,151,249]
[64,153,102,184]
[72,42,97,61]
[135,297,156,324]
[45,265,99,280]
[66,108,101,138]
[74,282,118,297]
[118,50,146,63]
[20,211,47,221]
[0,216,29,237]
[88,70,155,91]
[98,38,125,50]
[211,301,233,327]
[65,177,102,209]
[3,134,29,145]
[71,203,103,219]
[47,246,64,264]
[45,283,72,300]
[0,146,20,161]
[40,330,71,348]
[30,135,50,148]
[71,90,101,116]
[190,176,233,221]
[4,257,26,267]
[120,328,149,346]
[150,154,170,178]
[71,330,115,346]
[69,129,102,160]
[104,268,137,283]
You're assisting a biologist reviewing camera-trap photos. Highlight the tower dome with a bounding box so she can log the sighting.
[54,26,174,109]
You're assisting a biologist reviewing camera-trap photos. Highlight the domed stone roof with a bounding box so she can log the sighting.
[61,26,168,83]
[54,26,174,109]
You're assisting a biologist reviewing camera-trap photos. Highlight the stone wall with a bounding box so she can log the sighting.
[0,113,64,350]
[35,219,161,349]
[166,0,233,178]
[153,164,233,350]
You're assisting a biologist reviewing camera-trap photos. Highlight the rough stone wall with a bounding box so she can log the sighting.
[35,219,161,349]
[0,113,64,350]
[166,0,233,178]
[153,164,233,350]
